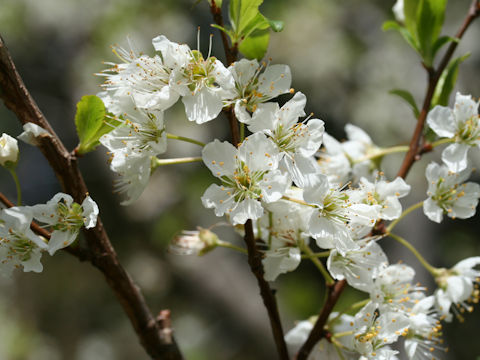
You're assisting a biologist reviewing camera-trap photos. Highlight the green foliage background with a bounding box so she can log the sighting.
[0,0,479,359]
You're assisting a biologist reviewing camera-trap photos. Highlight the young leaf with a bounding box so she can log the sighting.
[229,0,264,38]
[238,29,270,60]
[432,53,470,107]
[382,20,419,52]
[416,0,447,65]
[75,95,116,154]
[389,89,420,118]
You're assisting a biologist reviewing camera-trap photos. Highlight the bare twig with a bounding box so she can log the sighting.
[396,0,480,179]
[0,35,183,360]
[296,2,480,359]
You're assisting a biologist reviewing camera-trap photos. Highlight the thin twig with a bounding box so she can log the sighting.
[0,35,183,360]
[396,0,480,179]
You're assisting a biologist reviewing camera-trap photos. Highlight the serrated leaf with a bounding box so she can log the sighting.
[267,19,284,32]
[75,95,116,154]
[238,29,270,60]
[390,89,420,118]
[432,53,470,107]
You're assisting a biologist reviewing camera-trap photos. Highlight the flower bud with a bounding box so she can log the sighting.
[170,227,219,256]
[0,133,19,167]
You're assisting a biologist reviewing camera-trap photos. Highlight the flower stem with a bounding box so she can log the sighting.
[152,156,202,169]
[301,251,330,259]
[217,240,247,254]
[353,145,409,164]
[386,200,424,233]
[331,330,354,339]
[431,138,454,148]
[281,196,315,207]
[166,133,205,147]
[8,169,22,205]
[388,232,440,276]
[300,242,334,285]
[240,122,245,142]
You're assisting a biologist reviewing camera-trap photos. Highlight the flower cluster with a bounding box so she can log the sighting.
[0,193,98,277]
[94,33,480,359]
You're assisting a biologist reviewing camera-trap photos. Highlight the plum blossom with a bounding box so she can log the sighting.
[0,207,47,276]
[30,193,99,255]
[347,177,411,220]
[327,238,388,292]
[201,132,290,225]
[427,92,480,172]
[248,92,325,187]
[423,162,480,223]
[434,256,480,321]
[228,59,292,124]
[304,175,379,255]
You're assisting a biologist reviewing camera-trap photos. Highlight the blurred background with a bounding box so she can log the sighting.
[0,0,479,359]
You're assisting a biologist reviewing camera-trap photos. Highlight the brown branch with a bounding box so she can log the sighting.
[209,1,238,66]
[396,0,480,179]
[0,35,183,360]
[244,219,290,360]
[295,280,346,360]
[209,3,289,357]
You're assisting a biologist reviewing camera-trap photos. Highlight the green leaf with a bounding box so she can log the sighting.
[432,53,470,107]
[389,89,420,118]
[75,95,116,154]
[403,0,420,40]
[267,19,284,32]
[229,0,264,37]
[432,35,457,57]
[382,20,419,52]
[238,29,270,60]
[416,0,447,65]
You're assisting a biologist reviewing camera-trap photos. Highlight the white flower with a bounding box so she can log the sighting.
[369,264,424,312]
[327,238,388,292]
[427,92,480,172]
[201,132,290,225]
[17,123,49,146]
[404,296,445,360]
[110,156,152,206]
[304,175,378,256]
[352,302,409,359]
[434,256,480,321]
[392,0,405,22]
[317,133,352,186]
[0,207,47,276]
[423,162,480,223]
[30,193,99,255]
[168,45,235,124]
[228,59,292,124]
[248,92,325,187]
[347,177,411,220]
[262,247,301,281]
[0,133,19,167]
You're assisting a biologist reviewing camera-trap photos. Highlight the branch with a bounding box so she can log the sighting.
[295,280,346,360]
[209,1,238,66]
[396,0,480,179]
[0,35,183,360]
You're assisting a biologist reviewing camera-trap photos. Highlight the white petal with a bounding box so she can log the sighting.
[259,169,290,203]
[376,177,410,198]
[18,123,49,146]
[202,139,237,177]
[257,64,292,99]
[283,155,320,188]
[303,175,330,206]
[229,59,259,87]
[48,230,78,255]
[201,184,236,217]
[238,132,279,172]
[21,249,44,273]
[441,143,470,173]
[453,92,479,123]
[234,100,252,124]
[247,102,279,133]
[230,198,264,225]
[427,105,456,138]
[81,196,99,229]
[182,87,223,124]
[262,247,301,281]
[423,197,443,223]
[296,118,325,157]
[278,92,306,128]
[345,124,372,144]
